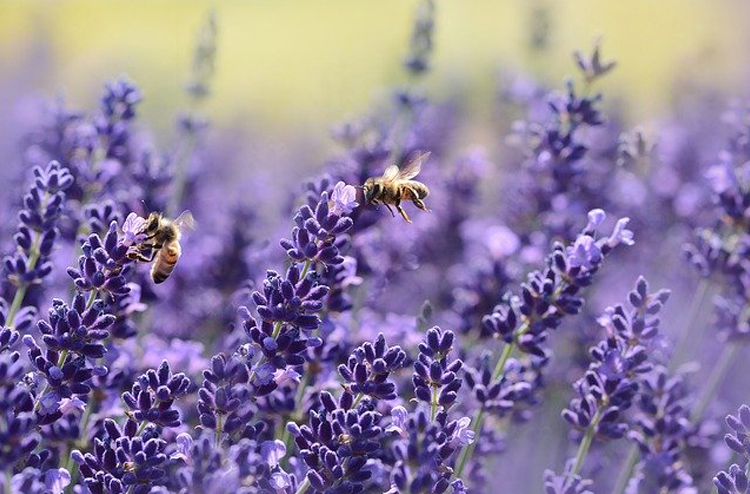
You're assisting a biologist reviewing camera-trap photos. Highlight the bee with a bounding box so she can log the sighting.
[127,211,195,284]
[362,151,431,223]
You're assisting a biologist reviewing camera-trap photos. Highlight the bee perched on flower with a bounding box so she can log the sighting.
[123,211,196,284]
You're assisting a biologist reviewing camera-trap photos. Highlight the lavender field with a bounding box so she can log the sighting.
[2,1,750,493]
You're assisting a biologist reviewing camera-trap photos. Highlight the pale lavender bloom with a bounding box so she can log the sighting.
[567,235,602,271]
[253,362,276,385]
[596,306,617,338]
[605,217,635,248]
[451,417,475,447]
[44,468,71,494]
[59,396,86,415]
[329,181,359,215]
[171,433,193,462]
[451,480,468,494]
[261,440,286,468]
[40,390,62,415]
[386,405,409,438]
[269,472,292,493]
[121,212,148,247]
[585,208,606,231]
[274,368,301,387]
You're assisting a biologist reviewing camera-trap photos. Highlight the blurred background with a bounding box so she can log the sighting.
[2,0,750,154]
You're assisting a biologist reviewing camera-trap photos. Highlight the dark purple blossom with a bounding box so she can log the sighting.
[338,333,406,401]
[121,360,190,428]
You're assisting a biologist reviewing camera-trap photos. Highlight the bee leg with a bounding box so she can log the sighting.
[383,203,397,218]
[412,197,429,212]
[395,200,412,223]
[129,251,157,263]
[127,243,160,262]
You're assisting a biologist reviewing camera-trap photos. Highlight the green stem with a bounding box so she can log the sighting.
[85,290,99,310]
[492,337,520,381]
[135,420,148,436]
[430,385,439,422]
[351,393,364,408]
[299,260,313,280]
[454,336,519,479]
[281,371,310,454]
[4,469,11,494]
[454,407,484,478]
[215,414,225,447]
[64,461,79,494]
[6,284,30,329]
[611,444,639,494]
[690,344,739,422]
[6,230,44,328]
[609,280,711,494]
[569,409,602,480]
[294,477,310,494]
[669,279,710,370]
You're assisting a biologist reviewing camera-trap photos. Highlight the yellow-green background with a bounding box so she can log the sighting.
[1,0,748,138]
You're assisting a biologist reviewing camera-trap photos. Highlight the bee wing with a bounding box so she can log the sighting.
[397,151,430,180]
[382,165,400,182]
[173,210,196,232]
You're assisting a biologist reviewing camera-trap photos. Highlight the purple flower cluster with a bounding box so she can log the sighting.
[3,4,750,494]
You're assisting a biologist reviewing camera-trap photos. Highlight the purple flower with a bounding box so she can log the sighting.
[254,362,276,385]
[606,217,635,248]
[329,181,359,216]
[269,472,292,492]
[121,212,148,247]
[260,440,286,468]
[58,396,86,415]
[273,368,301,386]
[44,468,71,494]
[450,417,475,447]
[566,235,602,270]
[584,208,606,231]
[386,405,409,438]
[171,432,194,462]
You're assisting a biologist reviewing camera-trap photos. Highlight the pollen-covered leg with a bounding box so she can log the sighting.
[127,242,159,262]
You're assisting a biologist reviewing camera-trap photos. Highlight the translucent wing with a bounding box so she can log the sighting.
[397,151,430,180]
[382,165,400,181]
[173,210,196,232]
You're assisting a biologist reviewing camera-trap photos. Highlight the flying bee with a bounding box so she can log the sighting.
[362,151,431,223]
[127,211,195,284]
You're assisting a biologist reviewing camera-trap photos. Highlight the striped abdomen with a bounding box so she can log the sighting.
[404,181,429,199]
[151,241,181,284]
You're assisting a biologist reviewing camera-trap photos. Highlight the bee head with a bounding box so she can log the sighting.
[144,212,163,234]
[362,179,381,203]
